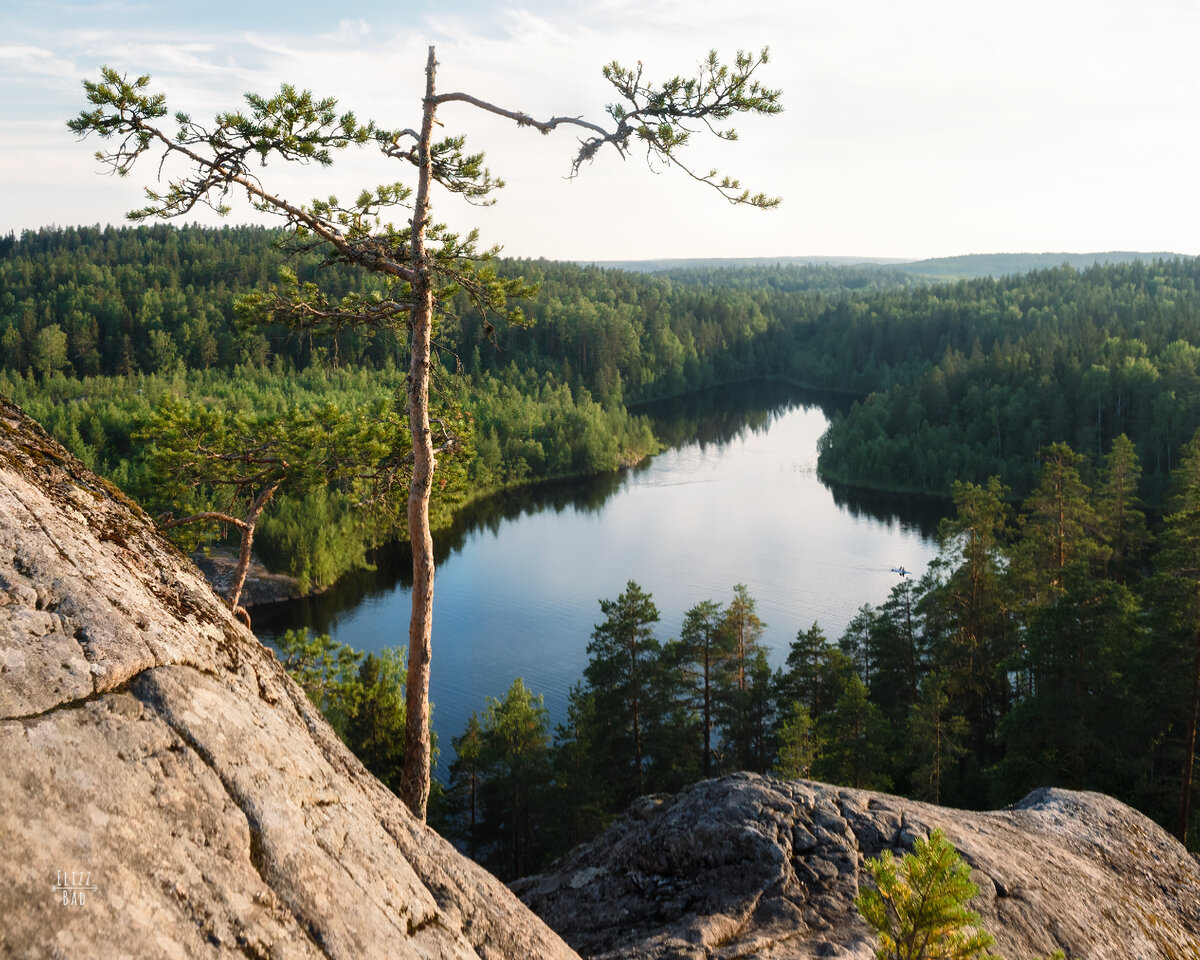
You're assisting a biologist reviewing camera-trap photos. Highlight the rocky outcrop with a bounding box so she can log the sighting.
[0,398,576,960]
[515,774,1200,960]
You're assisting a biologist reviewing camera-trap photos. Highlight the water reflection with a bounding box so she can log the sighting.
[256,381,939,638]
[254,380,945,751]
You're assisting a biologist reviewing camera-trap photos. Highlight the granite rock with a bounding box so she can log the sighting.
[514,773,1200,960]
[0,398,577,960]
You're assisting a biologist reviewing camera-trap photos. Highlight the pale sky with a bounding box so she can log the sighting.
[2,0,1198,261]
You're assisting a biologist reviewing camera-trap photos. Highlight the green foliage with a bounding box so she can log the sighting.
[274,629,420,793]
[816,673,892,791]
[716,584,770,771]
[443,679,553,879]
[855,830,997,960]
[584,580,663,804]
[593,48,782,208]
[674,598,732,778]
[275,628,364,739]
[345,650,411,793]
[815,259,1200,502]
[908,675,969,805]
[773,701,819,779]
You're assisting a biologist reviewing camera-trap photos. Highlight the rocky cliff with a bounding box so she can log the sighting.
[515,774,1200,960]
[0,398,575,960]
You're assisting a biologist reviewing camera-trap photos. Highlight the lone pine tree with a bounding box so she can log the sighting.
[70,46,781,820]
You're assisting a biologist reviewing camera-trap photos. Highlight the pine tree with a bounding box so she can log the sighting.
[674,598,732,778]
[855,830,997,960]
[1014,442,1109,605]
[585,581,662,802]
[840,604,879,690]
[717,583,767,770]
[777,622,854,720]
[928,477,1015,761]
[71,46,781,821]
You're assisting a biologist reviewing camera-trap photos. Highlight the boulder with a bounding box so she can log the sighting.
[0,398,577,960]
[514,773,1200,960]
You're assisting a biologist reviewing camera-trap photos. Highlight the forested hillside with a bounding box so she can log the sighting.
[815,259,1200,502]
[6,226,1200,581]
[7,224,1200,869]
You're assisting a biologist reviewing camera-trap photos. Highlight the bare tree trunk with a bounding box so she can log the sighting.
[227,481,280,620]
[398,44,439,822]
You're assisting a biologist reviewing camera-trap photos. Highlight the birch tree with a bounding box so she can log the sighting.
[70,46,781,820]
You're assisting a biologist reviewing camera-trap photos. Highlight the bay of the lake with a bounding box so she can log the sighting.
[256,381,943,761]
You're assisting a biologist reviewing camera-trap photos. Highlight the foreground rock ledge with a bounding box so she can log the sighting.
[0,398,576,959]
[515,773,1200,960]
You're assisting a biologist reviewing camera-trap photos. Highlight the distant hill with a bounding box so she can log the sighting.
[586,251,1186,279]
[581,255,911,272]
[895,251,1184,278]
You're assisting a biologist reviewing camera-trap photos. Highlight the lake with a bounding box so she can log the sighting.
[256,381,943,758]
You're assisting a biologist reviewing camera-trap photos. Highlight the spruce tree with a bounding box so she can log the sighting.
[1097,433,1149,583]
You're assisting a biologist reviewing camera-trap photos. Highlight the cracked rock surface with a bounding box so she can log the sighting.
[515,773,1200,960]
[0,399,577,960]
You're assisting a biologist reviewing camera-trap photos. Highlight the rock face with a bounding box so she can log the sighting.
[515,774,1200,960]
[0,399,577,960]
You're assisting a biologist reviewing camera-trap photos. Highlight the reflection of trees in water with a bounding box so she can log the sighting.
[254,470,631,638]
[825,481,944,541]
[639,380,848,451]
[255,380,943,640]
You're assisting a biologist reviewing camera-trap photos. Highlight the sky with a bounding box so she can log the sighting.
[2,0,1199,261]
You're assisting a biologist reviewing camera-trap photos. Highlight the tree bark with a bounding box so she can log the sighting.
[398,44,438,822]
[227,480,281,617]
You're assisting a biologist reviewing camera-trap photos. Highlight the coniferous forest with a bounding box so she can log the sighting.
[6,225,1200,871]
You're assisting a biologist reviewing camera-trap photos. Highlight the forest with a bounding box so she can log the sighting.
[288,430,1200,878]
[5,224,1200,868]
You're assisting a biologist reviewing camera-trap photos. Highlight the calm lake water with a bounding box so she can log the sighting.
[256,381,942,759]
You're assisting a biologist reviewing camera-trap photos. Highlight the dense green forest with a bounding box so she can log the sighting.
[289,430,1200,877]
[6,224,1200,872]
[7,226,1200,527]
[0,223,918,586]
[429,433,1200,874]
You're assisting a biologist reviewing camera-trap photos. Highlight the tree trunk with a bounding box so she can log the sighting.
[227,481,280,619]
[398,44,438,822]
[703,651,712,778]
